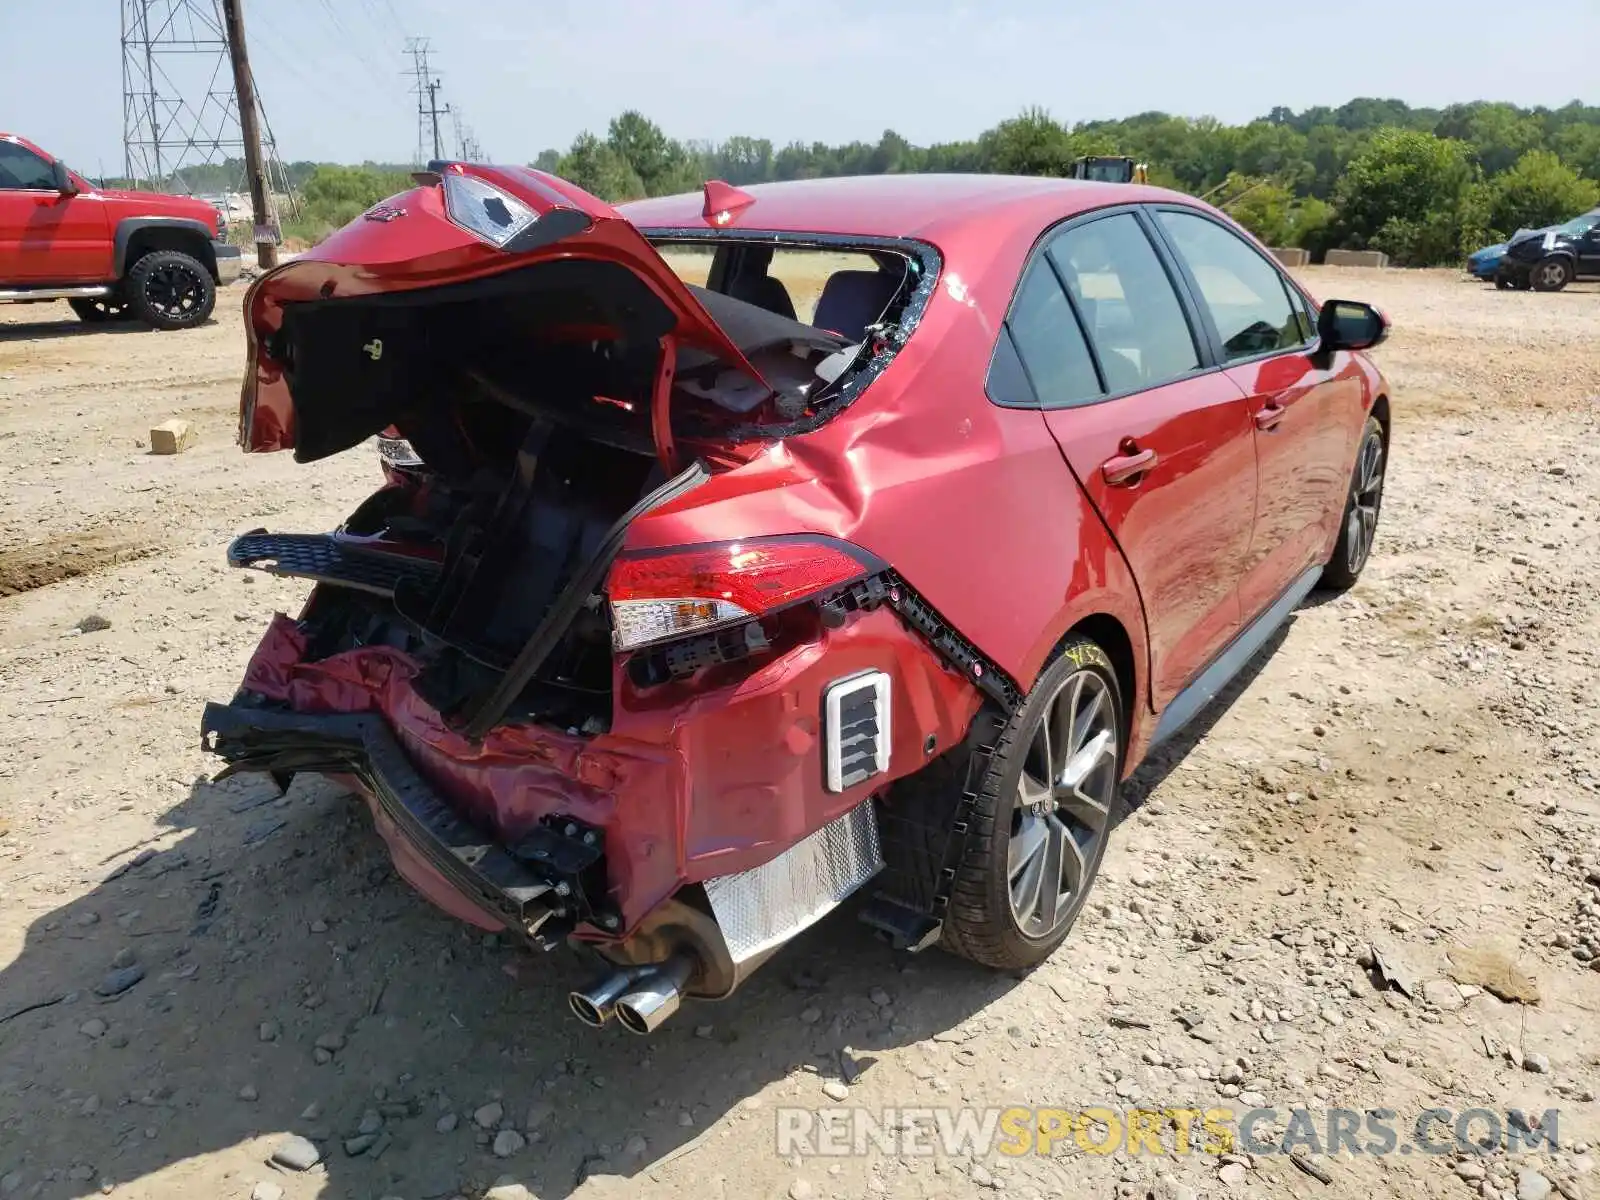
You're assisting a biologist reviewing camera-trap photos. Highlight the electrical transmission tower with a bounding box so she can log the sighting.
[120,0,293,206]
[450,108,482,162]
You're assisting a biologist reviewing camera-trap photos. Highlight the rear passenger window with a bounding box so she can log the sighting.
[1047,214,1200,394]
[1155,210,1306,361]
[985,328,1037,408]
[1004,264,1102,408]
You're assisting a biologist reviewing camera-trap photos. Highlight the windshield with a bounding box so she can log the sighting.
[1559,215,1599,236]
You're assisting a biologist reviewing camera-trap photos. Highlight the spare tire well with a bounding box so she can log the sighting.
[115,219,218,281]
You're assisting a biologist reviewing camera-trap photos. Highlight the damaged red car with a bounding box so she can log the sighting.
[203,165,1392,1034]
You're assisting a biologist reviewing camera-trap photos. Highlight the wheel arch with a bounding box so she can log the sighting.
[114,218,218,281]
[1020,584,1151,775]
[1370,391,1390,446]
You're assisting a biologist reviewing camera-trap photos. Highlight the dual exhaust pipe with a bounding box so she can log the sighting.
[568,953,696,1035]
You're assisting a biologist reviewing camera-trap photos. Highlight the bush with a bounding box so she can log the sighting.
[1458,150,1600,250]
[1333,129,1477,265]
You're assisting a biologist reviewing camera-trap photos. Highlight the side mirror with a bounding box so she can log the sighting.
[1317,298,1388,352]
[50,160,78,195]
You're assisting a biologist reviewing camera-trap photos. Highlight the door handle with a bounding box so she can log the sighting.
[1254,402,1286,432]
[1101,446,1158,486]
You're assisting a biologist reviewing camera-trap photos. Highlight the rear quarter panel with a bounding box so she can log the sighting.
[628,250,1153,754]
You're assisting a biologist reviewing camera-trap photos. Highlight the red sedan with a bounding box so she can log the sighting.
[204,167,1390,1034]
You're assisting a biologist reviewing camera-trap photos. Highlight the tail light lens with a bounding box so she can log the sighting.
[442,171,539,248]
[608,536,880,651]
[376,427,424,469]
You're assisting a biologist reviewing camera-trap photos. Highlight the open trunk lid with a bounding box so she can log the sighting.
[240,164,778,459]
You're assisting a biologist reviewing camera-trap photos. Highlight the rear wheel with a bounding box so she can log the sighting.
[1319,416,1385,591]
[126,250,215,330]
[69,296,133,323]
[1531,257,1573,293]
[1494,276,1516,291]
[941,638,1125,970]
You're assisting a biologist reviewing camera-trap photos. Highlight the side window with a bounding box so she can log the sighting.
[1002,262,1102,408]
[1047,213,1200,394]
[0,143,56,190]
[1155,210,1306,361]
[985,329,1037,408]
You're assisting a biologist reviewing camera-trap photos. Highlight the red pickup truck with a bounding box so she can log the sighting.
[0,132,241,330]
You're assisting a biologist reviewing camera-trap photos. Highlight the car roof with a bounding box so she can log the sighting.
[618,173,1190,244]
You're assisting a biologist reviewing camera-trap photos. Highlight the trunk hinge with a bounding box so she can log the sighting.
[652,334,679,478]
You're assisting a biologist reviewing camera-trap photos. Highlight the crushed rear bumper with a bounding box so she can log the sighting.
[200,700,611,943]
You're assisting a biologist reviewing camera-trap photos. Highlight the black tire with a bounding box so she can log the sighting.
[1319,415,1386,592]
[1493,277,1515,291]
[125,250,215,330]
[1530,257,1573,293]
[68,296,133,323]
[941,637,1126,971]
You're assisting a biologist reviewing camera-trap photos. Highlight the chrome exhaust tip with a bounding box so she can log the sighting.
[614,954,695,1036]
[568,966,649,1028]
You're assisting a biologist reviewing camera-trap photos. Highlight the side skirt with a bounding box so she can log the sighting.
[1148,564,1323,751]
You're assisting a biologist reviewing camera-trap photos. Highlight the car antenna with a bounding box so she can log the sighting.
[701,179,756,226]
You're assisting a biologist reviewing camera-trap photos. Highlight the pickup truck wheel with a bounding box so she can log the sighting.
[1319,416,1385,591]
[68,297,133,323]
[126,250,215,330]
[940,637,1125,971]
[1531,257,1573,293]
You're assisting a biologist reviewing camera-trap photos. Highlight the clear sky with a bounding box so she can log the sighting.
[4,0,1597,173]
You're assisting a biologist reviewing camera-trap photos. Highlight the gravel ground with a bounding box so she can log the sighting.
[1,269,1598,1200]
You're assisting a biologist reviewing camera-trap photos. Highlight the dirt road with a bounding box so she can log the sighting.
[1,271,1598,1200]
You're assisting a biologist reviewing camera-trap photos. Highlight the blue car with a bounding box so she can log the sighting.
[1467,241,1507,279]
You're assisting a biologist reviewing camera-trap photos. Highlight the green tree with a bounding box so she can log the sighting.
[530,149,562,174]
[557,133,646,202]
[1436,101,1546,177]
[1334,129,1476,264]
[980,108,1073,176]
[605,111,701,196]
[1218,174,1296,246]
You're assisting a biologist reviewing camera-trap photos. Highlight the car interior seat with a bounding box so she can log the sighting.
[811,270,901,342]
[725,271,797,321]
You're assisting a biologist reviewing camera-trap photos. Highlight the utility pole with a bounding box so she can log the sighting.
[220,0,279,269]
[426,78,448,162]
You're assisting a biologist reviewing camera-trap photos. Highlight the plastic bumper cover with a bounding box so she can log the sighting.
[200,700,572,941]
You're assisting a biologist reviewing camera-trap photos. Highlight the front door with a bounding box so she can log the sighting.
[1148,207,1358,620]
[0,142,109,284]
[1576,218,1600,278]
[1014,209,1259,710]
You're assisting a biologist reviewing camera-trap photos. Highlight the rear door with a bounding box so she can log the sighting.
[1018,209,1258,710]
[1149,207,1358,621]
[0,141,108,283]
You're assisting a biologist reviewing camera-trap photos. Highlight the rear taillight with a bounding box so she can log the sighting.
[608,536,880,651]
[376,428,424,469]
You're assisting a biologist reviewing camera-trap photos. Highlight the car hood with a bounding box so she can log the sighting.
[1507,225,1558,247]
[95,187,218,225]
[239,164,773,455]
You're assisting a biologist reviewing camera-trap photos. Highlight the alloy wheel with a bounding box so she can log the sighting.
[142,262,206,321]
[1007,669,1119,937]
[1536,261,1568,290]
[1345,427,1385,575]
